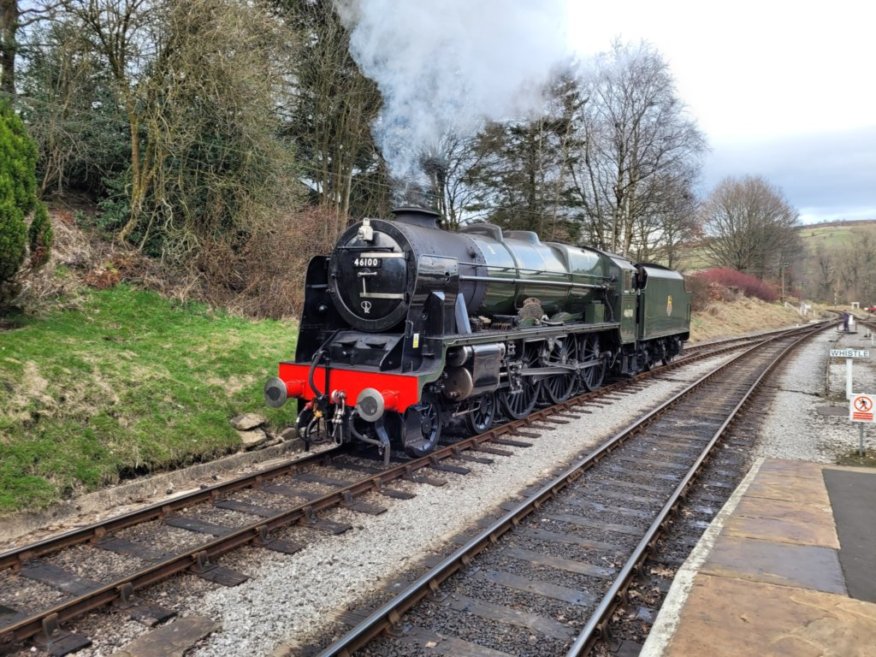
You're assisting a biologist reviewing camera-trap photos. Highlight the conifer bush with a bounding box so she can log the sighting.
[0,198,26,285]
[28,203,53,269]
[0,100,52,301]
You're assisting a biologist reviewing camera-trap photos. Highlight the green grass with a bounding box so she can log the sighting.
[798,223,872,252]
[0,285,297,512]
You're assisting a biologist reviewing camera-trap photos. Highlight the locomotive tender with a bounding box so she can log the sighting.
[265,208,691,460]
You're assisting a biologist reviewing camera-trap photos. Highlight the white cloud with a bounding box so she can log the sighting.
[566,0,876,221]
[567,0,876,141]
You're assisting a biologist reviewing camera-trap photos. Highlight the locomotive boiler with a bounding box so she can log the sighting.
[265,208,691,461]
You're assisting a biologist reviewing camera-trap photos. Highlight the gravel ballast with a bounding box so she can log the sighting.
[756,327,876,461]
[9,326,859,657]
[166,355,734,657]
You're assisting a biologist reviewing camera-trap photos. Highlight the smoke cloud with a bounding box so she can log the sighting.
[336,0,572,180]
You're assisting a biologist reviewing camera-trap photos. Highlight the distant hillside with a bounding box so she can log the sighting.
[800,218,876,230]
[796,219,876,250]
[677,218,876,273]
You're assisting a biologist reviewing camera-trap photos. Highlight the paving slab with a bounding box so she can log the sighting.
[743,463,833,508]
[723,512,838,548]
[733,492,833,522]
[663,574,876,657]
[701,534,846,594]
[756,459,826,478]
[640,459,876,657]
[725,495,839,548]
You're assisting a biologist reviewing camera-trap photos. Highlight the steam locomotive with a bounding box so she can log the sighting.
[264,208,691,461]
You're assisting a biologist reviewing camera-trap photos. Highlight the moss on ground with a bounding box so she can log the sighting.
[836,451,876,468]
[0,285,297,512]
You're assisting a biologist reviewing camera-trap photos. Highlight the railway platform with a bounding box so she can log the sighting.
[641,458,876,657]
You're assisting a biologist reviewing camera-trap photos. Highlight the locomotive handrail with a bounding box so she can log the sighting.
[459,274,607,290]
[457,260,612,281]
[440,321,622,347]
[336,245,397,251]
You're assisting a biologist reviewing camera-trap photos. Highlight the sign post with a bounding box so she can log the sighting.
[848,359,853,400]
[830,349,870,400]
[849,393,873,456]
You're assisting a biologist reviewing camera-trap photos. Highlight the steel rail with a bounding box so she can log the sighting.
[313,323,825,657]
[0,381,638,642]
[565,326,820,655]
[683,322,829,356]
[0,446,343,572]
[0,323,781,571]
[0,323,819,648]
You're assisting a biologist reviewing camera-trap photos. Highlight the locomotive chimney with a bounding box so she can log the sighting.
[392,207,441,229]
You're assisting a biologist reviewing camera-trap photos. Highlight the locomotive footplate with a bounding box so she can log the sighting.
[440,321,621,348]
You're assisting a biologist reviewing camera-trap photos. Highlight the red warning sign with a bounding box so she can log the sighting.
[850,393,875,422]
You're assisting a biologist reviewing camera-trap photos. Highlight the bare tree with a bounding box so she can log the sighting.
[0,0,16,95]
[702,175,801,280]
[565,42,706,255]
[829,227,876,304]
[19,17,126,195]
[1,0,56,96]
[137,0,299,258]
[54,0,159,242]
[809,243,835,302]
[631,173,700,267]
[283,0,385,237]
[46,0,298,256]
[419,131,487,230]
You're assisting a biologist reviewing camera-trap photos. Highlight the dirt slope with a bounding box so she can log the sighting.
[689,297,823,343]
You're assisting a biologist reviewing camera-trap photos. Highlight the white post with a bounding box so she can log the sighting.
[860,424,865,457]
[847,358,854,400]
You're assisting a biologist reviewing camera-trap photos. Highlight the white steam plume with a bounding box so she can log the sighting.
[336,0,572,180]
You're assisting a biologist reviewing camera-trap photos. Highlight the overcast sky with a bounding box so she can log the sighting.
[567,0,876,223]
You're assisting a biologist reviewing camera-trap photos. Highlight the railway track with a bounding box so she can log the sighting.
[0,324,823,655]
[311,323,826,657]
[594,379,784,654]
[590,324,856,652]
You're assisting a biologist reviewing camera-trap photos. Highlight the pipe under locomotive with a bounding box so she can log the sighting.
[265,208,691,461]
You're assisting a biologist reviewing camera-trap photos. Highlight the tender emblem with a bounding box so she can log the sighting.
[361,300,373,314]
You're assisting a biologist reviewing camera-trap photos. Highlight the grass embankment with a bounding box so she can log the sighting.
[0,285,296,513]
[0,282,825,513]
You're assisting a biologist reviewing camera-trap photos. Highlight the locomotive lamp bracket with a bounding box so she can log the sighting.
[357,218,374,242]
